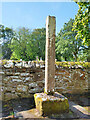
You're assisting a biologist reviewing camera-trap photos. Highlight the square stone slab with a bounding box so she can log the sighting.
[34,92,69,116]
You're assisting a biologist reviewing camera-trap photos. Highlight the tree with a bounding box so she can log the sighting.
[72,1,89,46]
[10,27,32,60]
[30,28,46,60]
[10,27,46,60]
[56,18,83,61]
[0,25,14,59]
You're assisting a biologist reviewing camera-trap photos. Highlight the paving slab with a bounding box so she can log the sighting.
[1,100,90,119]
[69,100,90,119]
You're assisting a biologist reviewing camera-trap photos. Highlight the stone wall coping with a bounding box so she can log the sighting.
[0,60,90,69]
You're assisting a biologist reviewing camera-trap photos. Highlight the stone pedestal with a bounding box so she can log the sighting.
[34,92,69,116]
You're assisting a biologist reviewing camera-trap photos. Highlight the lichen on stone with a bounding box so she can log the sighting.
[34,92,69,116]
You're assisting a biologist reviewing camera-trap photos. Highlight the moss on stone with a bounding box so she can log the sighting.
[1,60,90,68]
[34,92,69,116]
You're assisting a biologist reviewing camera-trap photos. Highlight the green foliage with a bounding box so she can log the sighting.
[27,28,46,60]
[72,1,90,46]
[56,18,83,61]
[0,25,14,59]
[10,27,31,60]
[10,27,46,60]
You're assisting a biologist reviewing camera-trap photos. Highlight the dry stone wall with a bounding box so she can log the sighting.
[0,60,89,101]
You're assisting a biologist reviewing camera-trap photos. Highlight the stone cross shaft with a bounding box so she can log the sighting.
[45,16,56,93]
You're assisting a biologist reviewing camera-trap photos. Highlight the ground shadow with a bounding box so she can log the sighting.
[1,92,90,119]
[2,96,35,118]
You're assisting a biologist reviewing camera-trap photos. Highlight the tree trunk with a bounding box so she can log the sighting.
[74,52,77,62]
[65,57,67,61]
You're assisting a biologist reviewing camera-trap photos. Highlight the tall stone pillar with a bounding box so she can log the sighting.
[45,16,56,93]
[34,16,69,115]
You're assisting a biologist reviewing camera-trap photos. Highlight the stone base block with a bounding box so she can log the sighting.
[34,92,69,116]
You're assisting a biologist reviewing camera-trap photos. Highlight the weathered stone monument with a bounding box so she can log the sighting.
[45,16,55,93]
[34,16,69,116]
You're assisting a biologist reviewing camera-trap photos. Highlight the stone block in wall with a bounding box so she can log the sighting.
[73,82,84,89]
[66,86,73,90]
[4,93,18,100]
[37,82,44,88]
[4,93,12,100]
[5,72,13,76]
[21,68,27,72]
[63,79,69,82]
[3,79,9,84]
[10,76,19,79]
[0,92,2,101]
[29,82,38,88]
[2,86,15,93]
[1,91,5,100]
[14,72,20,76]
[55,87,66,93]
[56,69,66,74]
[34,73,44,81]
[19,93,31,98]
[4,64,13,69]
[12,93,18,99]
[17,85,28,92]
[3,77,12,83]
[55,81,63,87]
[4,76,12,80]
[5,69,12,72]
[55,73,64,77]
[10,82,21,87]
[24,77,31,82]
[20,73,30,77]
[80,71,86,80]
[0,71,4,75]
[0,83,2,89]
[15,63,22,68]
[15,68,22,72]
[70,88,86,94]
[29,87,43,94]
[71,69,85,81]
[33,68,43,72]
[30,74,34,77]
[12,79,22,82]
[26,68,31,73]
[68,82,75,87]
[16,92,22,97]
